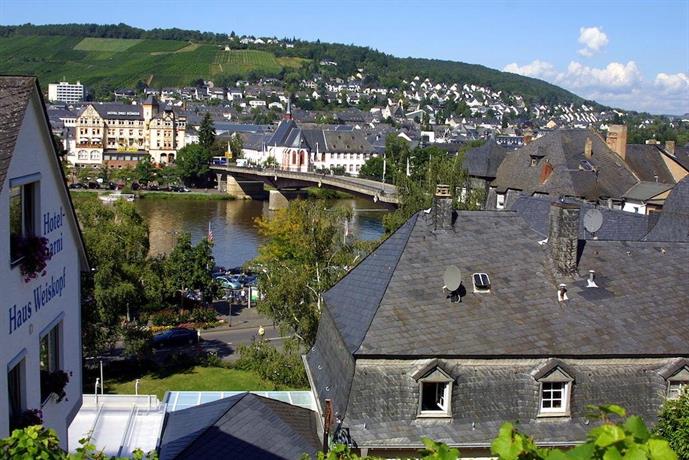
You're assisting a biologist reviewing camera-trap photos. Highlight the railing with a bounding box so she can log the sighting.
[82,393,161,410]
[213,164,398,202]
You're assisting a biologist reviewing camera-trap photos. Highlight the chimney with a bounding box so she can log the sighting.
[548,201,581,275]
[584,137,592,159]
[665,140,676,155]
[433,184,453,231]
[606,125,627,161]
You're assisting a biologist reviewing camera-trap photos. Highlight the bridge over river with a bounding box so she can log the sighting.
[211,165,399,209]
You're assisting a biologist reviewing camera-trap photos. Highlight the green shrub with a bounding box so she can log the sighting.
[656,389,689,460]
[122,325,153,361]
[235,338,307,387]
[190,307,217,324]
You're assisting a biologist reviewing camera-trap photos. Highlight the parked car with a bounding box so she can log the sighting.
[215,276,241,290]
[87,181,100,189]
[152,328,198,348]
[69,183,86,189]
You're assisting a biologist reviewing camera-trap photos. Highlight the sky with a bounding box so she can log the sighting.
[1,0,688,114]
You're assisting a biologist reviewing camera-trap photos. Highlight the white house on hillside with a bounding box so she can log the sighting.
[0,77,89,448]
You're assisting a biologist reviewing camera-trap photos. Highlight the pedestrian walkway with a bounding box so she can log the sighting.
[209,301,273,331]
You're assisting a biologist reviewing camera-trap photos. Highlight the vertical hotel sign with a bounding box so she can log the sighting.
[8,207,68,334]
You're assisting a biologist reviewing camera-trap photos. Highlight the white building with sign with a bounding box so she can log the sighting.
[0,77,89,447]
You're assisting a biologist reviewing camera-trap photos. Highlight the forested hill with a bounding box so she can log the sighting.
[0,23,588,106]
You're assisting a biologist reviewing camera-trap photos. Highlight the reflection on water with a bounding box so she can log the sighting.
[135,197,387,268]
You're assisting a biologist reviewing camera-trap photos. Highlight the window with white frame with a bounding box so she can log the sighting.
[668,381,687,400]
[416,366,453,417]
[40,323,62,402]
[496,192,506,209]
[537,367,573,416]
[9,180,38,265]
[666,366,689,400]
[8,358,26,431]
[541,382,567,412]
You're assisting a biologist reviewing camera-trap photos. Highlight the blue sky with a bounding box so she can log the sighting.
[1,0,688,114]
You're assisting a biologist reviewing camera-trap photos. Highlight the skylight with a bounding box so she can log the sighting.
[472,273,490,293]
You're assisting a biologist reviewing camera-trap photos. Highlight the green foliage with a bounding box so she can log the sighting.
[358,156,385,181]
[164,232,215,301]
[75,197,149,355]
[0,425,157,459]
[655,389,689,459]
[235,338,308,387]
[175,144,211,186]
[382,144,480,233]
[122,325,153,360]
[251,200,360,345]
[229,134,244,159]
[198,113,216,151]
[490,405,677,460]
[134,155,155,183]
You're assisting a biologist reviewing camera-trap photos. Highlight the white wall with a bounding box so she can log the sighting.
[0,91,83,447]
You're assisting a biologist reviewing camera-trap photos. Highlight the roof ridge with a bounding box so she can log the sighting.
[174,392,248,458]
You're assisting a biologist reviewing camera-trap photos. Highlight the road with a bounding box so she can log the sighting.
[199,323,287,361]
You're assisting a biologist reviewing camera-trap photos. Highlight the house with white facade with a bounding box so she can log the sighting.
[0,76,89,447]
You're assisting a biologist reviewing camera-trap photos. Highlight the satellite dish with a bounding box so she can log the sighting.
[584,209,603,234]
[443,265,462,292]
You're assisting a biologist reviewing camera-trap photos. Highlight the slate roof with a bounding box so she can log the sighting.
[492,129,638,200]
[509,195,651,240]
[622,181,673,201]
[643,175,689,242]
[463,139,509,179]
[0,76,34,192]
[159,393,321,460]
[323,130,372,153]
[306,202,689,447]
[624,144,676,183]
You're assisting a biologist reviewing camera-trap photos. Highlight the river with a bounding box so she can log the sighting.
[134,197,388,268]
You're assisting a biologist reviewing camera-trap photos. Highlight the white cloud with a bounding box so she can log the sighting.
[563,61,642,90]
[578,26,608,57]
[502,59,687,114]
[654,72,689,93]
[503,60,557,79]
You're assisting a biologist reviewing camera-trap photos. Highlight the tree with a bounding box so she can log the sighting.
[656,389,689,459]
[75,197,150,355]
[164,232,215,303]
[358,156,384,181]
[229,134,244,159]
[175,144,211,186]
[135,155,155,183]
[198,112,216,151]
[250,200,361,345]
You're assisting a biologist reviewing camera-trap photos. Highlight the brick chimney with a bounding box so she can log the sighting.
[548,202,580,275]
[433,184,453,231]
[584,137,593,159]
[606,125,627,161]
[665,140,676,155]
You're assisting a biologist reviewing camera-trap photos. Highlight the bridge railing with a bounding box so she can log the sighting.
[213,164,398,200]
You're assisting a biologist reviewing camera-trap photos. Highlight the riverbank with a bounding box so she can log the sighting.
[69,189,236,201]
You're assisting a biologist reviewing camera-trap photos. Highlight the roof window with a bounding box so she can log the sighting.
[472,273,490,293]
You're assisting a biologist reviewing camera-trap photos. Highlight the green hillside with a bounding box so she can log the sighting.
[0,35,306,90]
[0,23,589,106]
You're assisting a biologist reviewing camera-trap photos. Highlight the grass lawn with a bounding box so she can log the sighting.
[106,366,296,400]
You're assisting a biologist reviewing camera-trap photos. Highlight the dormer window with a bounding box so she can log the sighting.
[536,366,573,417]
[666,366,689,400]
[414,362,453,418]
[472,273,490,293]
